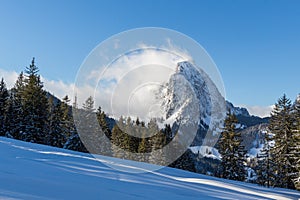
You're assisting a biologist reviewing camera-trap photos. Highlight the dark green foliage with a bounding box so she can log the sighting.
[46,97,66,148]
[111,123,128,158]
[21,58,49,144]
[149,129,167,165]
[256,132,275,187]
[4,73,25,139]
[75,96,103,154]
[196,157,221,175]
[217,111,246,181]
[268,94,297,189]
[111,117,138,159]
[0,78,9,136]
[292,97,300,190]
[64,96,101,154]
[60,95,73,139]
[169,149,196,172]
[63,133,88,153]
[96,107,111,139]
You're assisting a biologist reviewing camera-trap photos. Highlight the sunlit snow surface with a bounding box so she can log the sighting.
[0,137,299,200]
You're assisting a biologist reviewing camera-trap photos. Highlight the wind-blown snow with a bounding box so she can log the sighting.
[0,137,299,200]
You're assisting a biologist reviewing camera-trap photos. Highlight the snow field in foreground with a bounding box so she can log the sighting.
[0,137,299,200]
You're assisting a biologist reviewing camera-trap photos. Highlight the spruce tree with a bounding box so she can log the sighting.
[95,106,112,155]
[46,97,66,148]
[218,111,246,181]
[0,78,9,136]
[124,117,140,158]
[137,137,150,162]
[291,95,300,190]
[96,107,111,139]
[149,119,167,166]
[60,95,73,139]
[4,94,16,138]
[137,120,151,162]
[21,58,49,144]
[82,96,94,112]
[65,96,98,153]
[77,96,103,154]
[5,72,25,139]
[111,122,127,159]
[256,131,275,187]
[269,94,296,189]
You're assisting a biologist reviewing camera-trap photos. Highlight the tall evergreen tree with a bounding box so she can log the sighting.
[256,131,275,187]
[46,97,66,148]
[96,107,111,139]
[0,78,9,136]
[70,96,107,154]
[96,106,112,155]
[149,119,167,166]
[64,96,98,153]
[137,137,150,162]
[60,95,73,139]
[21,58,49,144]
[82,96,94,112]
[111,121,129,159]
[269,94,296,189]
[291,95,300,190]
[5,72,25,139]
[218,111,246,181]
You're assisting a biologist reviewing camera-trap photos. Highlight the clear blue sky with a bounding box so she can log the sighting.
[0,0,299,107]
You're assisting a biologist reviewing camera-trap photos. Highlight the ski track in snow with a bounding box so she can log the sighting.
[0,137,299,200]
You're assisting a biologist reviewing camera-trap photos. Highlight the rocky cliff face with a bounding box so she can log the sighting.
[157,61,226,148]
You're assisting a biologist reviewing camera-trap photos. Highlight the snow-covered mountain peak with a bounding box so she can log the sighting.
[158,61,226,148]
[176,61,201,80]
[161,61,213,126]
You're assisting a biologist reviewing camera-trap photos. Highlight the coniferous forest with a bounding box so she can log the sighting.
[0,58,299,191]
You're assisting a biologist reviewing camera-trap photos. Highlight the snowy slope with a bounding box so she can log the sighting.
[0,137,299,200]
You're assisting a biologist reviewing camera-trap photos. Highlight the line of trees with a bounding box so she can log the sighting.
[216,94,300,191]
[0,58,73,146]
[0,58,195,172]
[256,94,300,190]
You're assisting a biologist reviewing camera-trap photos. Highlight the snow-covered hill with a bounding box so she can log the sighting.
[1,137,299,200]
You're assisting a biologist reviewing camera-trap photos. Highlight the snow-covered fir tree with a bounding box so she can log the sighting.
[60,95,73,139]
[21,58,49,144]
[0,78,9,136]
[217,111,246,181]
[65,96,102,154]
[256,130,275,187]
[46,97,66,148]
[5,72,25,139]
[268,94,297,189]
[291,95,300,190]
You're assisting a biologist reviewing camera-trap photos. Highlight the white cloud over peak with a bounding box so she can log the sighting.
[90,48,188,120]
